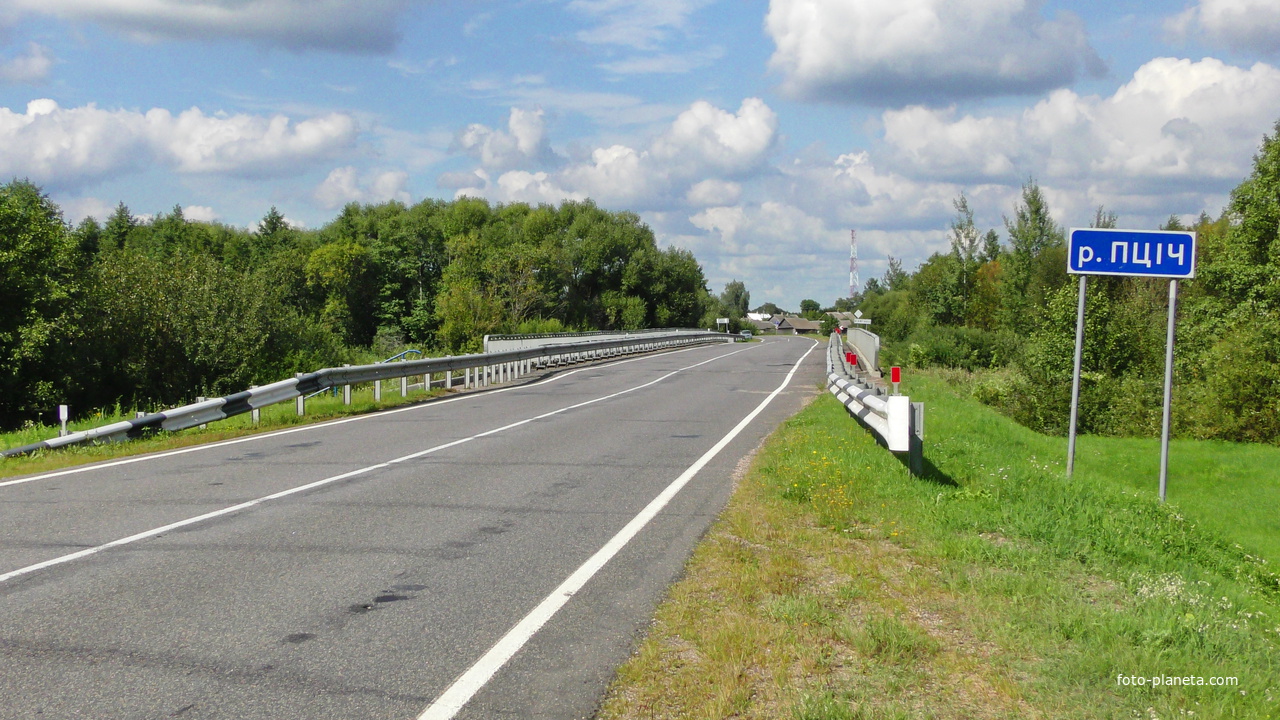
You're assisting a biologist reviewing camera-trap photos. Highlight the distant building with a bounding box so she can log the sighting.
[775,315,822,334]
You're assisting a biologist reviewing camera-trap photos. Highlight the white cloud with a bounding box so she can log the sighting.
[58,196,117,224]
[11,0,416,53]
[454,98,778,209]
[470,77,680,127]
[559,144,664,205]
[568,0,714,50]
[182,204,219,222]
[0,42,54,84]
[598,46,724,75]
[880,57,1280,191]
[765,0,1104,104]
[315,166,410,208]
[686,178,741,206]
[149,107,358,175]
[455,108,553,170]
[0,99,358,189]
[677,200,947,308]
[652,98,778,175]
[1168,0,1280,55]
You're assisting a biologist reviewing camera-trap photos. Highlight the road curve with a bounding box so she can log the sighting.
[0,336,823,719]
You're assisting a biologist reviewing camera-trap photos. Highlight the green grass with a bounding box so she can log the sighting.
[1074,433,1280,566]
[599,371,1280,719]
[0,380,451,479]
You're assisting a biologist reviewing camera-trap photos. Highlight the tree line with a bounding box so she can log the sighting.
[0,190,731,430]
[849,121,1280,445]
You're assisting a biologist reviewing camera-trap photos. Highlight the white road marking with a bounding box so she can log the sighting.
[416,338,819,720]
[0,344,756,584]
[0,342,726,490]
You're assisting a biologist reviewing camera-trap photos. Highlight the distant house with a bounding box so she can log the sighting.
[776,315,822,334]
[749,318,776,333]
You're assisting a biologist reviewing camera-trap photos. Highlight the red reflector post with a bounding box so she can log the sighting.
[890,366,901,384]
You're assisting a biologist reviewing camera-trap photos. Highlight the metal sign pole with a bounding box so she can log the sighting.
[1066,276,1087,477]
[1158,279,1178,502]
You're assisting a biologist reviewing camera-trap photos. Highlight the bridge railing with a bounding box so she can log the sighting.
[825,334,924,475]
[3,330,730,458]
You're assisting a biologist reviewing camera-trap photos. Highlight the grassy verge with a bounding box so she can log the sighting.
[599,371,1280,719]
[0,382,449,480]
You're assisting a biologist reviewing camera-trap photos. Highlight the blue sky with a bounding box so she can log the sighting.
[2,0,1279,310]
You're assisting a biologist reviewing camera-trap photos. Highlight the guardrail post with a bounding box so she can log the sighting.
[343,365,352,405]
[296,395,305,416]
[250,386,261,424]
[401,375,408,397]
[196,398,207,429]
[374,379,382,402]
[446,369,453,389]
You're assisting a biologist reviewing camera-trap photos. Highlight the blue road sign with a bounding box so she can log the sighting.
[1068,228,1197,279]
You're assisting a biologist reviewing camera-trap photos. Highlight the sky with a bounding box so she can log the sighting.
[2,0,1279,310]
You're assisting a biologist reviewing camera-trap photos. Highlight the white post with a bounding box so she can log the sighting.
[343,365,351,405]
[196,398,207,429]
[446,369,453,389]
[296,395,305,416]
[465,367,471,388]
[250,386,260,424]
[1067,276,1087,478]
[374,379,381,402]
[58,404,68,437]
[401,375,408,397]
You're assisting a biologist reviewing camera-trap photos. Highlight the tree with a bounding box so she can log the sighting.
[0,180,81,425]
[720,280,750,319]
[981,229,1001,263]
[305,240,378,345]
[1092,206,1118,229]
[947,193,985,324]
[102,202,137,250]
[799,299,822,320]
[883,256,908,291]
[1000,179,1065,334]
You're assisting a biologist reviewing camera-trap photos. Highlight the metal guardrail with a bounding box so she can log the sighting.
[483,328,708,353]
[3,330,730,458]
[825,334,923,475]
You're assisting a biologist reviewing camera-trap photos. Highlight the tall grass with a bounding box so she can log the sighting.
[601,371,1280,719]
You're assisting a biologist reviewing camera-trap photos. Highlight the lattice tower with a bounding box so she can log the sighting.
[848,230,860,298]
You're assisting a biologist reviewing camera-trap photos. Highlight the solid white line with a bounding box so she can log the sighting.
[416,338,818,720]
[0,342,726,490]
[0,344,753,585]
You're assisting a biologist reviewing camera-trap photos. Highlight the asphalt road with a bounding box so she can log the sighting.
[0,336,823,719]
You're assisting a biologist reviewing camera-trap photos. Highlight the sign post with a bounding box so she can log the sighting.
[1066,228,1196,501]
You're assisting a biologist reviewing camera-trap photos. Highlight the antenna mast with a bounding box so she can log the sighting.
[848,230,860,298]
